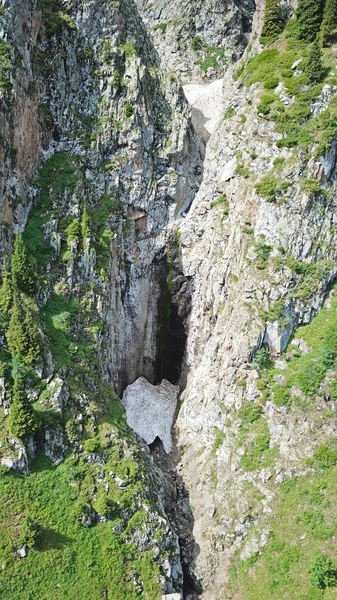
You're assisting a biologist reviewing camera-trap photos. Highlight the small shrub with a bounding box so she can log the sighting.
[254,243,273,269]
[257,93,276,115]
[310,552,336,589]
[236,163,251,178]
[224,107,235,119]
[264,76,279,89]
[19,517,39,548]
[84,438,100,453]
[125,101,134,117]
[238,403,262,423]
[253,347,271,368]
[121,41,135,58]
[210,194,229,215]
[314,443,337,468]
[191,35,204,51]
[273,157,285,167]
[273,385,291,406]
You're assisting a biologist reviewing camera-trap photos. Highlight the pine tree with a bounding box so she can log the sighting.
[261,0,283,40]
[11,235,35,293]
[297,0,325,42]
[0,262,13,318]
[6,297,27,361]
[321,0,337,45]
[6,295,40,365]
[306,36,324,82]
[8,377,39,439]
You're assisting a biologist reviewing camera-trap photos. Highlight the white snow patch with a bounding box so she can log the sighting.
[122,377,179,454]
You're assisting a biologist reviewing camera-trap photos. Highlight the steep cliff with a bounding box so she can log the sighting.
[0,0,204,596]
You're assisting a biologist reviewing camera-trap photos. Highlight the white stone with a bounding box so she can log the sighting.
[122,377,179,453]
[17,545,27,558]
[291,58,302,70]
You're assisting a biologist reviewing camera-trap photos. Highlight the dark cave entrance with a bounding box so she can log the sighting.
[155,260,187,385]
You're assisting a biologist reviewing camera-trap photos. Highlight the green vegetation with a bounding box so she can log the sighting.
[255,176,290,203]
[306,36,324,82]
[227,461,337,598]
[254,242,272,269]
[0,263,13,318]
[252,347,270,369]
[297,0,324,42]
[11,235,35,293]
[6,296,40,365]
[121,41,136,58]
[238,403,262,423]
[125,100,134,117]
[24,153,79,267]
[193,40,226,71]
[212,427,226,453]
[44,293,81,368]
[261,0,283,42]
[191,35,203,51]
[224,107,235,119]
[239,415,273,471]
[19,516,39,549]
[0,422,165,599]
[259,286,337,407]
[236,163,251,178]
[38,0,76,36]
[8,377,39,439]
[0,39,13,89]
[321,0,337,45]
[273,255,333,302]
[210,194,229,215]
[310,553,337,589]
[235,15,337,154]
[0,234,41,368]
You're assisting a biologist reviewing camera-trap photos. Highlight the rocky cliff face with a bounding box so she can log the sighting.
[2,0,337,598]
[0,0,205,596]
[137,0,255,81]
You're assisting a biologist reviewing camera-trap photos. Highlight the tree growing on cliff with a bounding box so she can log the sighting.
[0,262,13,319]
[6,296,40,365]
[261,0,283,40]
[8,377,39,439]
[11,235,35,293]
[297,0,325,42]
[321,0,337,44]
[306,36,324,82]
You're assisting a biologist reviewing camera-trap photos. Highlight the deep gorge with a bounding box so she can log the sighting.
[2,0,337,598]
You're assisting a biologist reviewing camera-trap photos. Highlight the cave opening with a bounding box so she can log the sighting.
[155,261,187,385]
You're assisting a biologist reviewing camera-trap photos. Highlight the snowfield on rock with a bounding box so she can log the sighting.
[183,79,224,140]
[122,377,179,453]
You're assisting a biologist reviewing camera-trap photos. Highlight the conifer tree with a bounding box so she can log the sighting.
[0,262,13,318]
[6,295,40,365]
[11,234,35,293]
[261,0,283,40]
[321,0,337,45]
[8,377,39,439]
[306,35,324,82]
[297,0,325,42]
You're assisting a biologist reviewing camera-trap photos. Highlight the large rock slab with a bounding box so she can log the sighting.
[122,377,179,453]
